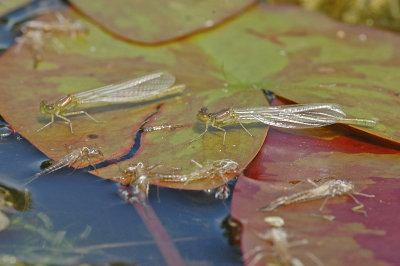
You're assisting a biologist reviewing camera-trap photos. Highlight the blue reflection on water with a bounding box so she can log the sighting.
[0,0,66,50]
[0,133,242,265]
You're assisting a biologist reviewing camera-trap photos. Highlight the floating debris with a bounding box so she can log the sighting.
[311,213,336,221]
[214,184,231,200]
[0,126,13,138]
[141,124,184,132]
[264,216,285,227]
[0,211,9,232]
[221,215,242,246]
[0,183,32,232]
[245,228,308,266]
[0,183,31,212]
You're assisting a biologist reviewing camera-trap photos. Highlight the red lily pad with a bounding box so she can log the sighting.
[0,9,268,190]
[69,0,256,44]
[231,101,400,265]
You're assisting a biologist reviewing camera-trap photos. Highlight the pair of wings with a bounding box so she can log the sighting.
[75,71,183,104]
[234,104,376,128]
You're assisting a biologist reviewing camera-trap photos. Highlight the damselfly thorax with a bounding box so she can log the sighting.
[198,107,238,127]
[40,94,79,114]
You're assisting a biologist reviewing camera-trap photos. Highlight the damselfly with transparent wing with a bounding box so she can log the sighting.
[24,145,103,185]
[114,159,239,203]
[244,228,310,266]
[258,179,375,216]
[37,71,185,133]
[191,104,376,145]
[16,13,88,68]
[157,159,240,184]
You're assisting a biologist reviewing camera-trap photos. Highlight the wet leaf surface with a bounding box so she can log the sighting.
[0,0,30,16]
[1,3,399,190]
[0,9,268,190]
[271,0,400,33]
[69,0,256,44]
[231,101,400,265]
[192,4,400,144]
[0,3,400,264]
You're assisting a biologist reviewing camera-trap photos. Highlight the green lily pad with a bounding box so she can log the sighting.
[0,10,268,189]
[270,0,400,32]
[0,0,30,16]
[193,4,400,144]
[69,0,256,44]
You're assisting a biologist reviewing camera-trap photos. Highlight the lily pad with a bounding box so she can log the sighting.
[0,0,30,16]
[193,4,400,144]
[271,0,400,32]
[231,101,400,265]
[0,10,268,190]
[69,0,256,44]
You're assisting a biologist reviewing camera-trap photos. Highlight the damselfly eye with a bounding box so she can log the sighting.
[40,100,52,113]
[199,107,208,114]
[197,107,209,122]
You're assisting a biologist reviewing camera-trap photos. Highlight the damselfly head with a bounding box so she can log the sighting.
[197,107,210,123]
[40,100,54,114]
[87,146,103,157]
[214,159,239,173]
[120,163,146,184]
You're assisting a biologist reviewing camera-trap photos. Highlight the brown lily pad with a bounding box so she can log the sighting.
[0,9,268,190]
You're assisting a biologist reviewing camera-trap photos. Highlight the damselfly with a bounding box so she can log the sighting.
[21,13,88,36]
[190,104,376,145]
[114,159,239,203]
[158,159,240,184]
[37,71,185,133]
[244,228,309,266]
[24,145,103,185]
[16,13,88,68]
[258,179,375,216]
[16,30,44,68]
